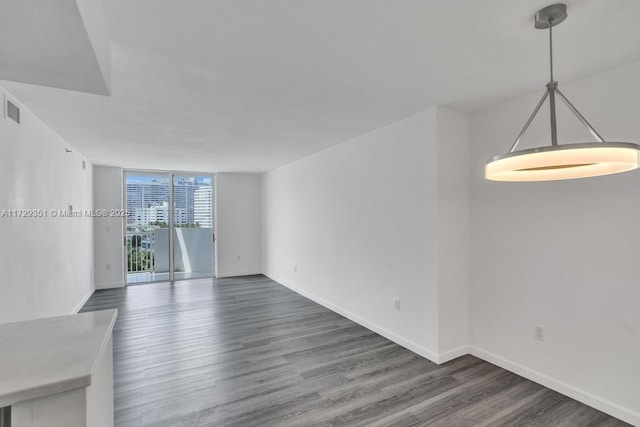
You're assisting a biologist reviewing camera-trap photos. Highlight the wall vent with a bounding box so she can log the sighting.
[7,100,19,124]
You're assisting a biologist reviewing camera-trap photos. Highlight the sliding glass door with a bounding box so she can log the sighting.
[125,172,170,284]
[172,175,214,280]
[124,171,214,285]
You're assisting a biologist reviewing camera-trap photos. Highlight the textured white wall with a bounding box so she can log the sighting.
[436,108,470,357]
[0,86,94,322]
[216,173,262,278]
[262,109,443,359]
[469,60,640,425]
[93,166,124,289]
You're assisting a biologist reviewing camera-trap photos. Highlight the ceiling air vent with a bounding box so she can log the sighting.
[7,100,20,124]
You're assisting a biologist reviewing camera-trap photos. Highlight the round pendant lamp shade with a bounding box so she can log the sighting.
[486,143,640,182]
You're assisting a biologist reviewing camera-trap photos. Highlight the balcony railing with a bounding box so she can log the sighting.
[126,227,213,277]
[126,230,156,273]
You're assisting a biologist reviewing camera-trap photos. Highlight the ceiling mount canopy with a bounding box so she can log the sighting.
[485,3,640,182]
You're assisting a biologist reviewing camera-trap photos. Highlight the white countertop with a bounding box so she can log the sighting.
[0,309,118,407]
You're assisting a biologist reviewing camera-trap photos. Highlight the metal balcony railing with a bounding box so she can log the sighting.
[126,230,156,273]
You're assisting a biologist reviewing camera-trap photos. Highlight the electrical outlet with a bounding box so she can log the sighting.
[534,324,544,341]
[294,265,297,273]
[106,264,111,271]
[394,299,401,311]
[237,255,241,261]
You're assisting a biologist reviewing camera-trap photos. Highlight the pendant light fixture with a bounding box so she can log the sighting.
[485,3,640,182]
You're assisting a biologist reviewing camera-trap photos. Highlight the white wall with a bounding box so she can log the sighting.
[0,86,94,323]
[216,173,262,277]
[262,108,470,362]
[436,108,470,357]
[469,60,640,425]
[94,170,261,283]
[93,165,124,289]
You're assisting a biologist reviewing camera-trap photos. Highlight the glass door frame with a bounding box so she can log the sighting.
[122,169,216,285]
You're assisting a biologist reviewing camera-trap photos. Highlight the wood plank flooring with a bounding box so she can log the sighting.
[81,275,629,426]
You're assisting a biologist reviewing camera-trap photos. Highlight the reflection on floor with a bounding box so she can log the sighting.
[127,271,213,284]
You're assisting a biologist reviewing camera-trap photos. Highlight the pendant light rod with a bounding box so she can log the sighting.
[549,19,554,82]
[555,87,605,142]
[509,3,606,153]
[547,20,559,146]
[509,90,548,152]
[548,84,558,146]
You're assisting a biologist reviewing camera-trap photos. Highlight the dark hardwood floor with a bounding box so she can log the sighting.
[81,275,628,426]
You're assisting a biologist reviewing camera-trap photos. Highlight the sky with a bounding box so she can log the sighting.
[126,174,212,185]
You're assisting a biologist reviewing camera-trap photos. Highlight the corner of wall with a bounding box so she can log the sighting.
[435,106,471,357]
[93,165,125,290]
[216,173,263,278]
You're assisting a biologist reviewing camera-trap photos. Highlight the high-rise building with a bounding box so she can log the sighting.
[133,202,187,226]
[173,182,197,224]
[126,177,212,227]
[126,180,169,224]
[194,186,213,228]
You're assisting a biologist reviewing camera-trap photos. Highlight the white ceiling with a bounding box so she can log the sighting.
[0,0,111,95]
[2,0,640,172]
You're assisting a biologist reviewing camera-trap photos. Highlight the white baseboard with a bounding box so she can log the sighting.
[216,270,262,279]
[95,281,125,290]
[470,346,640,426]
[266,274,440,364]
[71,289,94,314]
[438,345,469,363]
[263,274,637,425]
